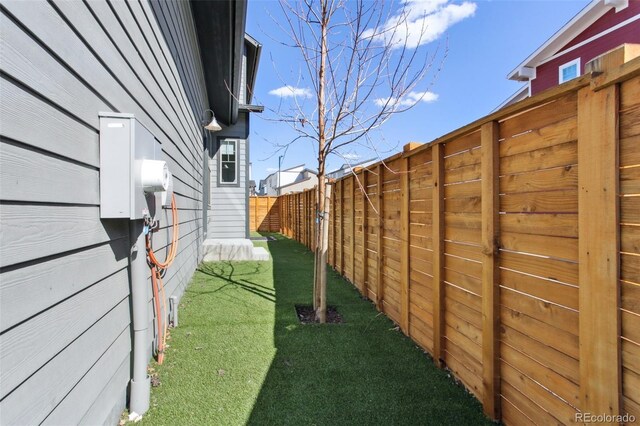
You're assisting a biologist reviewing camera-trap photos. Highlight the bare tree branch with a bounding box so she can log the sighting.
[261,0,449,322]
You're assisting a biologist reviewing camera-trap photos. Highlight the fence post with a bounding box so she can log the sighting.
[270,197,275,232]
[267,197,278,232]
[308,190,311,249]
[256,196,260,232]
[400,153,410,334]
[332,185,337,267]
[307,190,311,249]
[305,191,309,247]
[288,195,290,236]
[376,164,384,311]
[289,195,292,237]
[577,76,621,417]
[295,192,302,242]
[432,143,445,366]
[361,170,369,298]
[481,121,500,420]
[276,197,285,234]
[351,176,356,284]
[340,179,345,276]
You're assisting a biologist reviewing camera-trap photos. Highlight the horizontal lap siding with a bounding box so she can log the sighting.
[498,92,580,424]
[620,75,640,420]
[0,0,205,423]
[209,126,248,239]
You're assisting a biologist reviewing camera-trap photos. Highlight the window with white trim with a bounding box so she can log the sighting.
[219,139,237,184]
[559,58,580,84]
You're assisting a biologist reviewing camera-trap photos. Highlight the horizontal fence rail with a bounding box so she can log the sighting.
[277,53,640,425]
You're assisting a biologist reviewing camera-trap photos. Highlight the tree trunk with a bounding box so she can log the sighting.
[313,0,329,323]
[314,175,329,322]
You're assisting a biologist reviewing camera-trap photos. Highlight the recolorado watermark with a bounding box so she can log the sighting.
[575,412,636,423]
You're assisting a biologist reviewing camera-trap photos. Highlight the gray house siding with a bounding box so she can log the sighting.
[0,1,206,424]
[208,111,250,239]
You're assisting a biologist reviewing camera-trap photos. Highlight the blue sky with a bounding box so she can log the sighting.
[245,0,588,182]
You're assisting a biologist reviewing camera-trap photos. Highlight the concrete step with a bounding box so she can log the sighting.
[202,239,270,262]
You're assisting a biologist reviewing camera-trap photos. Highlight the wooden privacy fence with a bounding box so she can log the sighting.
[280,189,318,250]
[278,53,640,425]
[249,196,280,232]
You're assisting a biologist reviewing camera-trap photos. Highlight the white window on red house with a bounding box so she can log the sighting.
[559,58,580,84]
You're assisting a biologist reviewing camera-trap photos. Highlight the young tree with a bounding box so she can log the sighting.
[271,0,448,322]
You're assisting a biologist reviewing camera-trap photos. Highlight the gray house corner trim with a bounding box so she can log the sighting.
[216,136,241,188]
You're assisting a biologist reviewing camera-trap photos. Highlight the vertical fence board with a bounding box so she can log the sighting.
[432,143,445,365]
[351,175,356,286]
[377,164,384,311]
[340,179,345,275]
[578,83,622,417]
[400,155,410,333]
[481,121,500,419]
[362,170,369,297]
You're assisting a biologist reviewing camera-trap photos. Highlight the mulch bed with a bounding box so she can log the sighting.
[295,304,344,324]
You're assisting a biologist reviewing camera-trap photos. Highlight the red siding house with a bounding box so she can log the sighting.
[502,0,640,107]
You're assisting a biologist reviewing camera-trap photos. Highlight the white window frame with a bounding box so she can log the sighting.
[219,139,238,185]
[559,58,581,84]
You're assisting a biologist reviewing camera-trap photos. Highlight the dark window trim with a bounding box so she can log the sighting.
[217,137,240,187]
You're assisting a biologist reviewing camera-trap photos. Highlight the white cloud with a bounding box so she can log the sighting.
[374,91,439,107]
[364,0,477,49]
[268,85,313,98]
[342,153,361,161]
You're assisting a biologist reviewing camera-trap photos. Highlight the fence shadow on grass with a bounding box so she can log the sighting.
[246,235,492,426]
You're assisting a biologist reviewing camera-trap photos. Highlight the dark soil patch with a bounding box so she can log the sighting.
[295,304,344,324]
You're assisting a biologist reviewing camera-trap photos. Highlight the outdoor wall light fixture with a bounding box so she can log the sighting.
[202,109,222,132]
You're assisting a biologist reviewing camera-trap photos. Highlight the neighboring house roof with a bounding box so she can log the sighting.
[327,158,378,178]
[508,0,633,81]
[261,164,306,182]
[279,176,317,190]
[493,85,529,112]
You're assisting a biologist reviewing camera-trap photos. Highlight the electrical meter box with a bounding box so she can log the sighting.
[99,113,169,219]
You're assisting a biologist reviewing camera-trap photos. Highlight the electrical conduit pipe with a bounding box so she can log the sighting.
[129,221,151,421]
[129,194,179,421]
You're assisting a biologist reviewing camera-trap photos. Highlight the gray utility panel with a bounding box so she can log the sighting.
[99,113,166,220]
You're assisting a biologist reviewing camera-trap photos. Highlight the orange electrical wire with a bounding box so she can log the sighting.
[146,194,179,365]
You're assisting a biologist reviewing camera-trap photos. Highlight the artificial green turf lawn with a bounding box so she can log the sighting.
[138,234,493,426]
